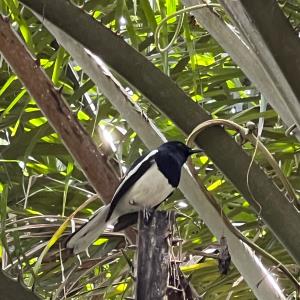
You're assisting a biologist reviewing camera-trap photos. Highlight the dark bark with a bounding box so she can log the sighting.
[18,0,300,263]
[135,210,171,300]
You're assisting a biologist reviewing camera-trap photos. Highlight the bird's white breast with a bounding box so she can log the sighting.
[111,164,174,221]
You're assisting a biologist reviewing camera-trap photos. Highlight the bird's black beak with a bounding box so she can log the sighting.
[188,148,203,155]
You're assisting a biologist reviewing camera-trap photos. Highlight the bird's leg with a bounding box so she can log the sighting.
[76,254,82,265]
[85,248,90,258]
[143,207,155,225]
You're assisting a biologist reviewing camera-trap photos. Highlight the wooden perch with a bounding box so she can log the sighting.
[135,210,172,300]
[135,211,198,300]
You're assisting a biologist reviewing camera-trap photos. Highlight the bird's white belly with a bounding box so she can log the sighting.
[111,164,174,220]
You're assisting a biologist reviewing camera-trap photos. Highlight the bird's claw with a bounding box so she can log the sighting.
[143,207,155,225]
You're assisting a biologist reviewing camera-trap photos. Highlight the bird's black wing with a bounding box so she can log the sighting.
[105,150,158,221]
[126,153,148,173]
[113,199,167,232]
[113,212,138,231]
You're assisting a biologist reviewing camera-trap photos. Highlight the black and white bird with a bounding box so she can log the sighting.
[66,141,201,254]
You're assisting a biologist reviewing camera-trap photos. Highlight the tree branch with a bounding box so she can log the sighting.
[0,15,119,203]
[183,0,300,141]
[219,0,300,138]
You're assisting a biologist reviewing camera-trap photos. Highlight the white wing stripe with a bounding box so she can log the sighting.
[112,149,158,198]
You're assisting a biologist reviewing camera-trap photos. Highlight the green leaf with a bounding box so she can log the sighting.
[140,0,157,32]
[231,108,277,124]
[166,0,176,23]
[0,184,10,262]
[1,89,27,117]
[4,0,33,48]
[0,75,17,97]
[62,161,73,216]
[194,53,215,66]
[52,47,66,86]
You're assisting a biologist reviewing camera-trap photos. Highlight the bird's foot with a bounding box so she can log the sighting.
[143,207,155,225]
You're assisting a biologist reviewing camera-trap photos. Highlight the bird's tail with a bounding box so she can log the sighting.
[66,204,111,254]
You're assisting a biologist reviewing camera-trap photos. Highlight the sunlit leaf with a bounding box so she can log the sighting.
[207,179,225,191]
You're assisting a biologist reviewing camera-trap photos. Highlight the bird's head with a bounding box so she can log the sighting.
[158,141,202,165]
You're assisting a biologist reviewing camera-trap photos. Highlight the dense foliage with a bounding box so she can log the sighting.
[0,0,300,299]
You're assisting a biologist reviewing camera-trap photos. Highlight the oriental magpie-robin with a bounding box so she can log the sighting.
[66,141,201,254]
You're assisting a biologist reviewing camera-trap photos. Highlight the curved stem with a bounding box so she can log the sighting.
[155,4,220,53]
[187,119,299,208]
